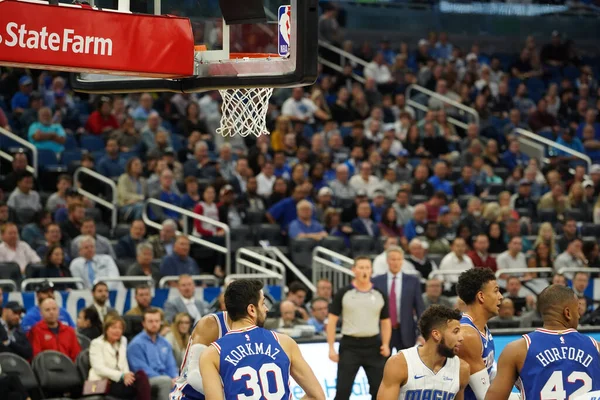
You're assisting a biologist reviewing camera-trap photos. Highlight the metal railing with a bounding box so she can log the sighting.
[73,167,118,229]
[94,276,155,287]
[257,244,316,293]
[235,248,286,292]
[518,136,546,164]
[159,274,220,288]
[318,57,366,84]
[225,273,283,287]
[318,40,368,84]
[557,267,600,278]
[21,277,85,291]
[494,268,554,279]
[312,246,354,293]
[143,198,231,273]
[0,279,18,291]
[0,127,38,176]
[515,128,592,171]
[405,84,480,130]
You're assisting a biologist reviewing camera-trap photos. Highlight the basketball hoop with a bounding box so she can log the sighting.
[216,53,278,138]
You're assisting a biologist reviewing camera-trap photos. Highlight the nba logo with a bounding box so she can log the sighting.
[278,5,291,57]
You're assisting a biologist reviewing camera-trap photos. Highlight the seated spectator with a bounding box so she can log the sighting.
[503,218,532,253]
[21,210,51,247]
[557,217,580,252]
[497,236,528,285]
[571,272,592,311]
[159,236,200,278]
[89,316,151,400]
[554,239,587,273]
[149,169,182,222]
[163,275,207,323]
[423,191,447,222]
[91,282,117,323]
[37,223,69,260]
[127,308,179,400]
[403,204,428,242]
[526,242,554,279]
[97,138,126,179]
[264,300,308,331]
[428,161,453,197]
[0,301,32,360]
[288,200,328,240]
[370,190,387,223]
[125,285,169,333]
[504,276,535,317]
[147,219,177,259]
[239,176,266,213]
[28,298,81,361]
[69,236,122,290]
[164,312,192,367]
[528,98,559,133]
[488,298,518,325]
[77,306,103,340]
[3,151,31,193]
[217,185,244,230]
[313,187,333,223]
[183,141,219,181]
[266,185,307,231]
[454,165,482,197]
[117,157,148,221]
[192,185,223,237]
[126,243,161,288]
[180,176,200,210]
[534,222,558,258]
[21,281,75,333]
[54,189,83,224]
[422,279,453,308]
[7,171,41,212]
[417,221,450,255]
[46,174,72,214]
[378,206,402,239]
[281,87,329,124]
[556,130,585,159]
[307,297,329,334]
[10,75,33,117]
[131,93,157,130]
[141,112,172,154]
[70,218,116,259]
[511,179,537,219]
[349,162,380,197]
[538,183,570,218]
[0,202,11,226]
[0,222,41,274]
[329,164,356,201]
[111,116,141,152]
[256,161,277,198]
[511,49,542,80]
[85,96,119,135]
[351,200,380,238]
[467,234,497,272]
[501,139,530,171]
[230,158,252,195]
[116,220,146,259]
[39,244,75,291]
[27,107,67,153]
[438,238,474,284]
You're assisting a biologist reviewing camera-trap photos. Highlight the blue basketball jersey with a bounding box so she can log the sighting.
[214,326,291,400]
[460,314,495,400]
[171,312,230,400]
[517,328,600,400]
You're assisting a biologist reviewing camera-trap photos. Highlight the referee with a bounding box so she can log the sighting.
[327,256,392,400]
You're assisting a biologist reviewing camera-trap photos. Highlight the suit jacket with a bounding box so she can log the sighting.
[115,234,142,259]
[88,336,130,382]
[263,318,306,331]
[163,296,208,323]
[372,272,425,347]
[350,218,380,237]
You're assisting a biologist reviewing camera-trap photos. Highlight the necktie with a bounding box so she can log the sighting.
[87,260,95,286]
[390,275,398,327]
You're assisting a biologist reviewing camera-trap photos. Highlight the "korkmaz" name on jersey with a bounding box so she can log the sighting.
[224,342,281,366]
[535,347,594,368]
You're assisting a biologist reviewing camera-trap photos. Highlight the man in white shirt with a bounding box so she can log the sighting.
[438,237,474,284]
[496,236,527,287]
[256,160,276,197]
[0,222,41,273]
[329,164,356,201]
[373,237,417,277]
[281,87,329,124]
[349,161,380,197]
[69,235,122,290]
[163,274,207,323]
[364,53,393,85]
[554,238,587,278]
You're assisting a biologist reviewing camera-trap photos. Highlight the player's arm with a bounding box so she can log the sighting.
[279,334,325,400]
[376,353,408,400]
[199,346,224,400]
[455,359,472,400]
[457,327,488,400]
[485,339,526,400]
[187,314,220,392]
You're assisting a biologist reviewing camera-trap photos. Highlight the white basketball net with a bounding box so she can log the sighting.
[216,87,274,138]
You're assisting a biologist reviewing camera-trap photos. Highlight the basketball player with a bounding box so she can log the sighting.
[170,310,231,399]
[377,305,470,400]
[200,279,325,400]
[456,268,503,400]
[485,284,600,400]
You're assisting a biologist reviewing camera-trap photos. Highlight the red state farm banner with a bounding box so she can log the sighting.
[0,0,194,77]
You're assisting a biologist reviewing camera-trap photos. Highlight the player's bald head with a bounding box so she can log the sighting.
[537,284,577,318]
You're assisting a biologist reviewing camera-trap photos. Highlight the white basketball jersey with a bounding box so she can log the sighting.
[399,346,461,400]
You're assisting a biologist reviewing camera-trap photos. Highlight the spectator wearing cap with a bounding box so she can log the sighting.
[10,75,33,116]
[85,97,119,135]
[427,161,453,197]
[467,234,497,272]
[97,138,126,179]
[21,281,75,333]
[351,200,380,238]
[0,301,32,360]
[29,298,81,362]
[438,237,474,285]
[0,222,41,274]
[437,206,457,242]
[27,106,67,153]
[453,165,482,197]
[288,200,328,241]
[511,179,538,218]
[349,161,380,198]
[389,149,413,182]
[52,91,80,134]
[7,170,41,213]
[69,235,122,291]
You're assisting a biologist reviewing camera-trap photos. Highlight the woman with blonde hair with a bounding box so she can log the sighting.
[534,222,558,258]
[482,202,501,224]
[165,312,192,367]
[270,116,291,152]
[88,316,151,399]
[498,191,519,219]
[568,182,589,216]
[116,157,147,221]
[310,88,331,119]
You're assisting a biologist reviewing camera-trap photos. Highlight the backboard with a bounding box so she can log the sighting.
[70,0,318,93]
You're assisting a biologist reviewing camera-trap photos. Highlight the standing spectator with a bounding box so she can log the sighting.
[21,281,75,333]
[159,236,200,278]
[97,139,126,179]
[438,238,474,284]
[27,107,67,153]
[70,218,117,259]
[327,257,391,400]
[76,306,103,340]
[117,157,148,221]
[318,3,340,43]
[496,236,528,285]
[85,96,119,135]
[0,222,41,274]
[28,298,81,361]
[46,175,72,214]
[288,200,328,240]
[69,236,122,290]
[0,301,32,360]
[7,171,41,212]
[422,278,453,308]
[281,87,329,125]
[89,316,151,400]
[467,234,498,272]
[307,297,329,334]
[164,313,192,367]
[351,200,380,238]
[126,243,162,287]
[127,308,178,400]
[115,220,146,259]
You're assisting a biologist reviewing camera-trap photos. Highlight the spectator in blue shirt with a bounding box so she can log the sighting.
[288,200,328,240]
[21,281,75,333]
[501,139,530,171]
[149,169,182,221]
[130,92,157,130]
[307,297,329,334]
[433,32,453,61]
[266,184,309,231]
[556,129,585,157]
[404,204,428,242]
[453,165,482,197]
[428,161,453,197]
[159,235,200,277]
[576,109,600,140]
[370,190,387,223]
[273,151,291,180]
[97,138,126,179]
[10,76,33,116]
[27,107,67,154]
[128,308,178,400]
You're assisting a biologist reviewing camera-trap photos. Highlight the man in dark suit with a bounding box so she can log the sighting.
[351,200,380,238]
[115,219,146,259]
[372,246,425,351]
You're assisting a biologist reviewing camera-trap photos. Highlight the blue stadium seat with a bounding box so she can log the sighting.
[563,65,580,81]
[526,78,545,95]
[64,134,79,150]
[37,149,60,167]
[81,135,105,152]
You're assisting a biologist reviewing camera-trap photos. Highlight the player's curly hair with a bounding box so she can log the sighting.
[224,279,264,321]
[456,268,496,305]
[418,305,462,340]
